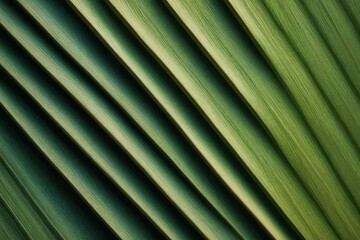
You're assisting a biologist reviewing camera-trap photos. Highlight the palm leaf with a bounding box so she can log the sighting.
[1,0,359,239]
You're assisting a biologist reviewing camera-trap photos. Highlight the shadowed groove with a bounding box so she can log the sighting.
[0,30,239,240]
[0,38,205,240]
[0,2,268,238]
[0,109,120,240]
[2,1,284,238]
[160,2,341,239]
[1,0,359,239]
[65,2,286,239]
[0,70,167,240]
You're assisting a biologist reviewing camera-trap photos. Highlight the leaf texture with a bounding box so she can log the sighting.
[0,0,359,239]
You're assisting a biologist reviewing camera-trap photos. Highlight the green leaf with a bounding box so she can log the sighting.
[1,0,359,239]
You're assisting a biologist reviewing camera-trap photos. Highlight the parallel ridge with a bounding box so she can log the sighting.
[0,1,358,239]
